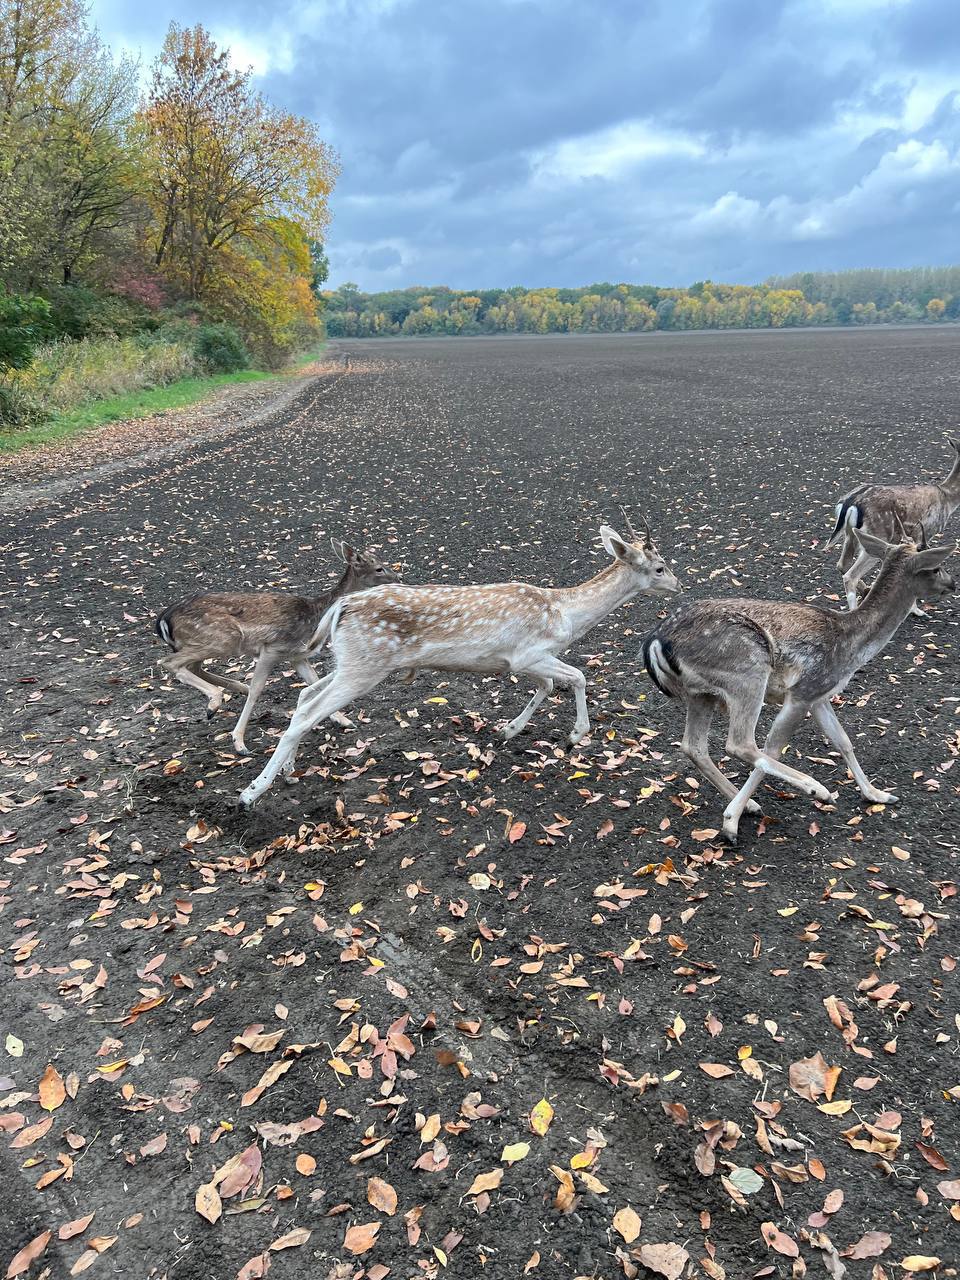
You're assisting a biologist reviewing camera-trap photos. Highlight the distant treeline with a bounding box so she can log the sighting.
[322,267,960,338]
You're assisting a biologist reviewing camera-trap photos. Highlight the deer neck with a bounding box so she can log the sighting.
[312,564,354,610]
[840,557,916,661]
[554,561,640,640]
[939,454,960,509]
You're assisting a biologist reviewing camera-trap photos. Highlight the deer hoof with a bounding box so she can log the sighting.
[232,738,249,756]
[721,817,741,843]
[502,723,521,741]
[866,790,898,805]
[237,788,256,808]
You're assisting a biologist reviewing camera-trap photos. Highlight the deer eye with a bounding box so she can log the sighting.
[656,566,665,574]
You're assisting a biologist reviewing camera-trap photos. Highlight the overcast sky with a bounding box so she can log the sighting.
[90,0,960,292]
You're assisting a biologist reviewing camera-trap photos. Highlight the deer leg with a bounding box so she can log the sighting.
[522,657,589,744]
[162,653,227,717]
[196,668,250,696]
[239,671,381,806]
[230,652,278,755]
[811,700,897,804]
[295,660,352,727]
[502,675,553,741]
[680,695,761,814]
[723,699,835,842]
[842,548,875,611]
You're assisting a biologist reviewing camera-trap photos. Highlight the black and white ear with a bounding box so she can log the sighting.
[599,524,630,559]
[853,527,895,559]
[913,545,954,573]
[949,437,960,454]
[330,537,347,562]
[340,542,359,564]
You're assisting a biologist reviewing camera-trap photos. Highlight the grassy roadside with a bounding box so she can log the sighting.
[0,369,274,455]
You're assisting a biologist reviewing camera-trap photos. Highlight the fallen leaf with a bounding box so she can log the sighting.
[761,1222,799,1257]
[613,1206,641,1243]
[58,1215,95,1242]
[6,1231,52,1278]
[38,1064,66,1112]
[501,1141,529,1164]
[529,1099,554,1136]
[367,1177,398,1215]
[344,1222,380,1256]
[269,1228,310,1251]
[466,1168,503,1196]
[789,1052,840,1103]
[699,1063,734,1079]
[900,1259,941,1273]
[842,1232,891,1260]
[195,1182,223,1224]
[634,1242,690,1280]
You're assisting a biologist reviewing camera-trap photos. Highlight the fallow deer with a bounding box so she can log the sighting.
[155,543,398,754]
[641,529,955,842]
[829,437,960,610]
[238,518,680,806]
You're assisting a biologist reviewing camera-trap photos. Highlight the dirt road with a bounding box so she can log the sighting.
[2,330,958,1278]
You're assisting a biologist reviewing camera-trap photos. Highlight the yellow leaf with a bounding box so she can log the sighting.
[662,1069,681,1082]
[195,1182,222,1224]
[737,1045,753,1060]
[530,1099,554,1136]
[38,1065,66,1112]
[501,1141,530,1165]
[818,1099,852,1116]
[777,906,799,917]
[348,902,363,915]
[425,697,448,705]
[901,1259,941,1273]
[466,1168,503,1196]
[578,1171,609,1194]
[570,1151,594,1169]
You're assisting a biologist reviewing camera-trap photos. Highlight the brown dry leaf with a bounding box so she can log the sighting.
[699,1062,735,1079]
[508,821,526,843]
[269,1228,310,1251]
[900,1259,941,1273]
[550,1165,576,1214]
[613,1206,641,1243]
[633,1243,690,1280]
[58,1214,95,1241]
[6,1230,52,1278]
[842,1232,891,1260]
[10,1115,53,1149]
[841,1123,900,1155]
[419,1112,441,1143]
[343,1221,380,1256]
[466,1168,503,1196]
[823,1188,844,1214]
[294,1153,316,1176]
[524,1252,540,1273]
[915,1142,948,1170]
[215,1145,263,1198]
[760,1222,799,1257]
[195,1182,223,1224]
[241,1059,292,1108]
[38,1064,66,1112]
[937,1180,960,1200]
[789,1052,840,1103]
[367,1177,398,1215]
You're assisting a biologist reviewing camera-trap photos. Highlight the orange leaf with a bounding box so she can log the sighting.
[343,1222,380,1256]
[38,1065,66,1112]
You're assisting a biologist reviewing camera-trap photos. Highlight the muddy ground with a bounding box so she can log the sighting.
[1,329,958,1280]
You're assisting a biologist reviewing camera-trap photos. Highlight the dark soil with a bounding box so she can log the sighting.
[1,329,958,1280]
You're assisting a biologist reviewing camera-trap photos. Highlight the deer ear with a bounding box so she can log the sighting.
[599,524,629,559]
[340,542,359,564]
[854,528,895,559]
[949,437,960,454]
[913,545,954,573]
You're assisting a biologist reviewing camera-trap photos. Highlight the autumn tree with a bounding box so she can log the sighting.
[140,24,339,304]
[0,0,137,287]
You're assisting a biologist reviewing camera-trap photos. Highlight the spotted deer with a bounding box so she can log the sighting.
[829,437,960,610]
[155,543,398,754]
[641,529,955,842]
[238,518,680,806]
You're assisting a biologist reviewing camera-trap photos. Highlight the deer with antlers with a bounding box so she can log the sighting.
[238,516,680,806]
[155,542,398,754]
[829,437,960,610]
[642,528,955,842]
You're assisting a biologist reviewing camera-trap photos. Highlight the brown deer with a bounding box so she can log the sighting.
[642,529,955,841]
[239,518,680,806]
[155,543,398,753]
[829,437,960,610]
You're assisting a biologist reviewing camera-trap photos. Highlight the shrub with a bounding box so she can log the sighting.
[0,289,51,371]
[192,323,249,372]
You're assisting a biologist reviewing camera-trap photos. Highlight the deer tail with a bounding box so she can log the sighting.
[155,608,176,649]
[307,597,346,653]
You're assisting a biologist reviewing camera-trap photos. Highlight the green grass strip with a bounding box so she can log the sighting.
[0,369,274,455]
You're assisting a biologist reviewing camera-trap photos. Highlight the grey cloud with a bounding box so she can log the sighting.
[89,0,960,290]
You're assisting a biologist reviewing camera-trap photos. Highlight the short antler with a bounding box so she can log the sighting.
[619,505,652,547]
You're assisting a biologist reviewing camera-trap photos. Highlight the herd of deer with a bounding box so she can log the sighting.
[155,440,960,842]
